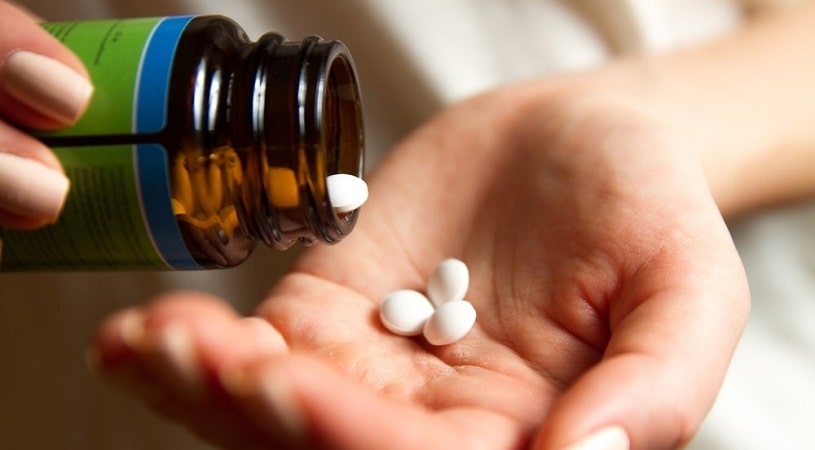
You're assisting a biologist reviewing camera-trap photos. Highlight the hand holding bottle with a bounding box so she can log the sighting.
[0,1,92,229]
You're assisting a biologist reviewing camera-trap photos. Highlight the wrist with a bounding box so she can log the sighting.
[632,6,815,216]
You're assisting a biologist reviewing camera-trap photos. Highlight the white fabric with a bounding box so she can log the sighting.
[2,1,812,449]
[693,205,815,449]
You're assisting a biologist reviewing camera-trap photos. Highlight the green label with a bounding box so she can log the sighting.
[41,18,159,136]
[0,146,168,270]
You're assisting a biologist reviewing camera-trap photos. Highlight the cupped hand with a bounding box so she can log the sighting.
[0,1,91,229]
[91,75,749,450]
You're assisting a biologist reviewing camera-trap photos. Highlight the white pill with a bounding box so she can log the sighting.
[379,289,435,336]
[422,300,477,346]
[327,173,368,213]
[426,258,469,307]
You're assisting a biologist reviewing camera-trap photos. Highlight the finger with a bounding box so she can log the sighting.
[5,1,46,21]
[92,291,287,385]
[532,232,750,449]
[90,293,277,407]
[90,292,289,448]
[0,120,69,228]
[0,1,86,228]
[0,1,93,128]
[220,354,526,450]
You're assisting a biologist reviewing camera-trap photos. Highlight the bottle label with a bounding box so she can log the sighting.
[0,16,201,270]
[41,16,190,136]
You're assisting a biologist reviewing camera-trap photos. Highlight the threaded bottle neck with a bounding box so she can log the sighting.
[234,33,365,250]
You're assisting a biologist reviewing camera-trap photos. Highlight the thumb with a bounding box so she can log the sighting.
[0,1,93,129]
[533,239,750,449]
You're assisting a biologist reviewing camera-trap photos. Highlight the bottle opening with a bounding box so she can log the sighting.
[256,37,365,249]
[326,54,364,180]
[309,43,365,243]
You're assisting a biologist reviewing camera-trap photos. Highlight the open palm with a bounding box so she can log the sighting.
[93,81,749,450]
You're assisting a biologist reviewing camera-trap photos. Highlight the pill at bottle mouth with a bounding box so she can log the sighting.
[379,289,435,336]
[423,300,477,346]
[426,258,469,307]
[327,173,368,213]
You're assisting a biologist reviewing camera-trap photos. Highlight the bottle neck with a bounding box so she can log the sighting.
[234,33,365,250]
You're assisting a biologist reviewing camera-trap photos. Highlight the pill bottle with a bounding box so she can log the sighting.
[0,15,365,271]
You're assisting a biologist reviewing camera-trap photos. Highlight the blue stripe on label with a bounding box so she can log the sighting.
[134,15,194,134]
[135,144,201,269]
[134,16,200,269]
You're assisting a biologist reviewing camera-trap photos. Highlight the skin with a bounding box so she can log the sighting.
[4,2,815,449]
[0,1,88,228]
[91,77,750,450]
[96,74,748,449]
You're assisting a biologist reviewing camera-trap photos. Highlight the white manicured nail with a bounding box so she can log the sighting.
[3,51,93,124]
[0,152,70,223]
[560,426,630,450]
[155,322,204,399]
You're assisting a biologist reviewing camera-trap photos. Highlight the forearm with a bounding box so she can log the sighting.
[641,2,815,216]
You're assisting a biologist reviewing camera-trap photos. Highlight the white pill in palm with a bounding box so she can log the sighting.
[427,258,469,307]
[423,300,477,346]
[327,173,368,213]
[379,289,435,336]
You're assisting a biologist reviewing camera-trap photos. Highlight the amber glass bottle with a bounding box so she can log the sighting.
[0,15,364,271]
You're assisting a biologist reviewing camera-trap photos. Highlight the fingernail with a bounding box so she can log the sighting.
[155,322,204,397]
[561,426,630,450]
[218,366,249,396]
[242,316,288,354]
[221,366,309,444]
[257,369,308,444]
[0,152,69,223]
[119,309,147,351]
[2,50,93,124]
